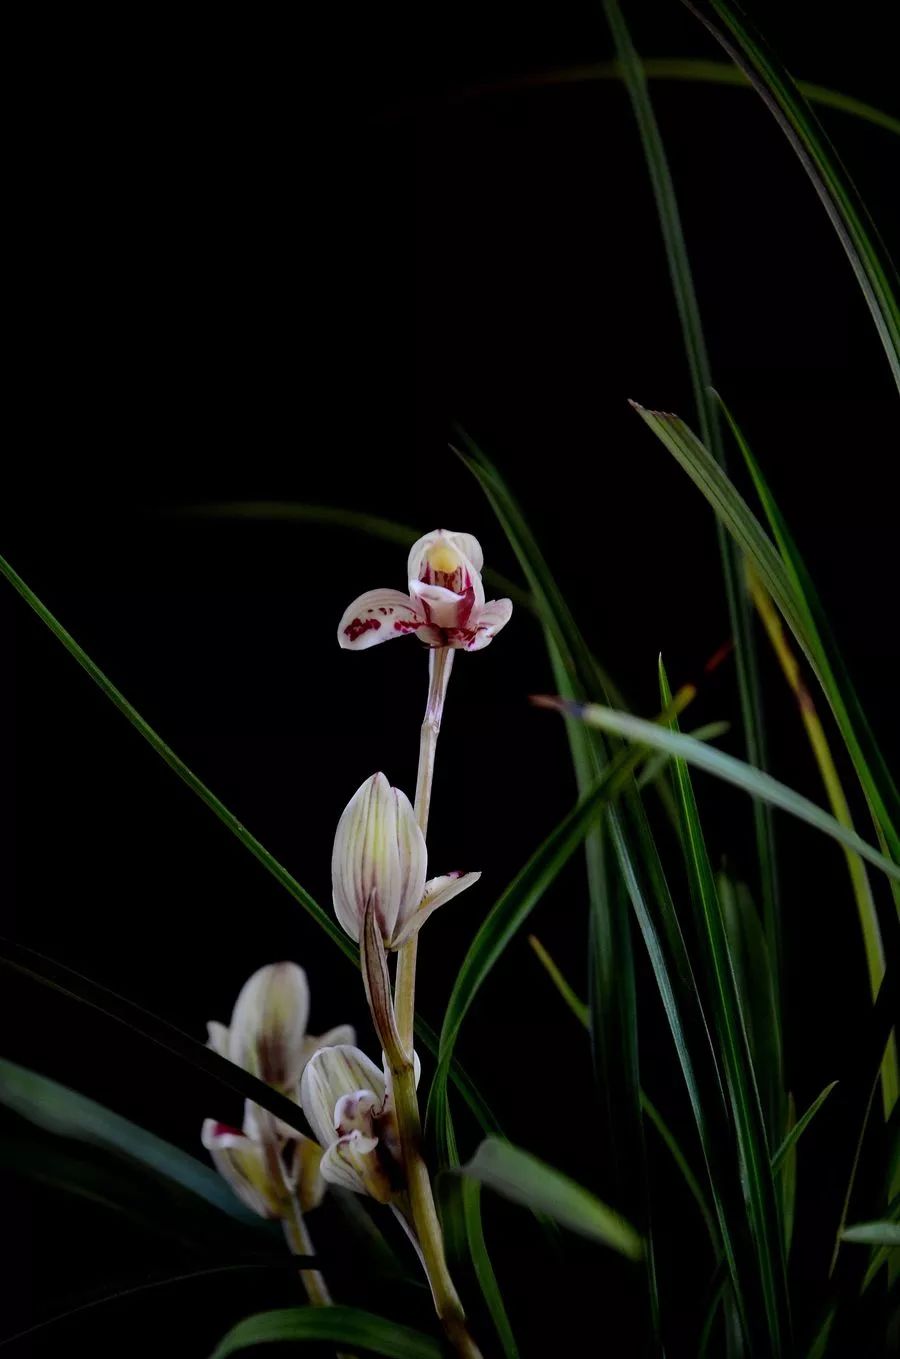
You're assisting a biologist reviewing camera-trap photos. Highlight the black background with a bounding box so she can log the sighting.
[3,2,898,1355]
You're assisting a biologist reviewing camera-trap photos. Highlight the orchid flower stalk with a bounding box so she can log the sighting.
[335,529,511,1359]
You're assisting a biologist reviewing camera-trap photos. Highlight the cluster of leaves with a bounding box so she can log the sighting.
[2,1,898,1354]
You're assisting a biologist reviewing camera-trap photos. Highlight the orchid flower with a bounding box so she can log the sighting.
[331,772,480,948]
[300,1042,420,1203]
[207,961,354,1094]
[202,961,354,1218]
[202,1104,326,1218]
[338,528,512,653]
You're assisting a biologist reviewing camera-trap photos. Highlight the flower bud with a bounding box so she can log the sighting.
[331,773,427,947]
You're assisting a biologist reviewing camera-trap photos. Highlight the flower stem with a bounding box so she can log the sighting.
[395,646,454,1052]
[283,1189,333,1307]
[390,646,479,1356]
[391,1058,483,1358]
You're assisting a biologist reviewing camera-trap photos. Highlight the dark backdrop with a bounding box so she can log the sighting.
[3,2,898,1355]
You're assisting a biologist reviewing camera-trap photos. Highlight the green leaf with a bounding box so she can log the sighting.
[717,392,900,878]
[657,659,789,1354]
[0,550,353,964]
[556,701,900,886]
[455,431,659,1337]
[208,1307,444,1359]
[458,1138,644,1260]
[682,0,900,394]
[0,1057,262,1227]
[455,59,900,137]
[602,0,781,1045]
[771,1082,839,1176]
[461,1179,519,1359]
[840,1222,900,1246]
[427,753,635,1130]
[718,874,783,1144]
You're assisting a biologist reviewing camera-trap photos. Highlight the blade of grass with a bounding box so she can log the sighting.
[614,409,900,866]
[0,1057,266,1228]
[527,935,590,1028]
[658,658,789,1355]
[542,701,900,884]
[453,60,900,137]
[453,432,661,1340]
[209,1307,444,1359]
[718,392,900,885]
[460,1180,519,1359]
[457,1139,644,1260]
[0,552,353,961]
[681,0,900,394]
[602,0,781,1034]
[771,1082,839,1176]
[840,1221,900,1247]
[427,751,639,1127]
[528,932,721,1253]
[748,563,897,1114]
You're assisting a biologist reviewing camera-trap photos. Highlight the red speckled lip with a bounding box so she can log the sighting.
[344,616,381,642]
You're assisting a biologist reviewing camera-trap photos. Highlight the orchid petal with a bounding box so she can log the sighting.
[334,1088,380,1136]
[242,1093,304,1145]
[291,1134,327,1212]
[206,1020,230,1057]
[201,1118,287,1219]
[392,871,482,948]
[304,1023,356,1059]
[299,1043,386,1150]
[227,962,310,1088]
[407,529,484,583]
[338,588,426,650]
[463,598,513,651]
[409,581,473,630]
[320,1131,392,1202]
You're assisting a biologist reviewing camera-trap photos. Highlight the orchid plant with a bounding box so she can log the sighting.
[203,529,510,1356]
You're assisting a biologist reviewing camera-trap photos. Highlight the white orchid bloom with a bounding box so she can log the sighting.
[299,1043,421,1203]
[202,961,353,1219]
[208,961,354,1093]
[201,1103,326,1219]
[331,772,480,948]
[338,528,512,653]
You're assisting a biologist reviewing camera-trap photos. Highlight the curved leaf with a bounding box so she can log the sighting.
[553,701,900,885]
[458,1139,643,1260]
[209,1306,443,1359]
[0,1056,262,1226]
[681,0,900,394]
[454,60,900,137]
[840,1221,900,1246]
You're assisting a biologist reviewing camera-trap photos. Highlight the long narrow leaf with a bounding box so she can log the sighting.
[629,402,900,866]
[0,1057,262,1226]
[720,394,900,876]
[658,659,789,1354]
[549,700,900,885]
[602,0,780,1020]
[456,431,662,1337]
[682,0,900,394]
[771,1082,839,1176]
[458,1139,644,1260]
[209,1307,444,1359]
[454,60,900,137]
[840,1221,900,1246]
